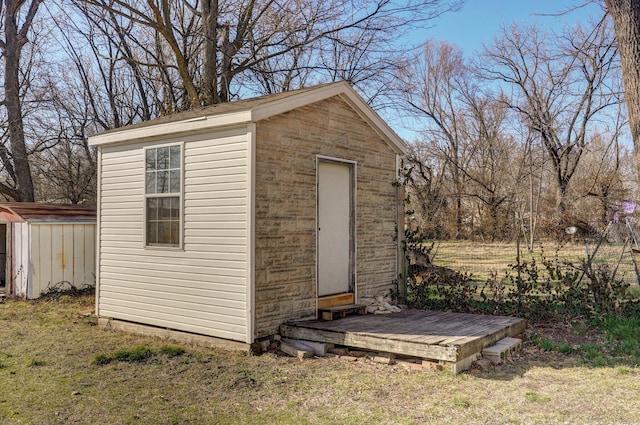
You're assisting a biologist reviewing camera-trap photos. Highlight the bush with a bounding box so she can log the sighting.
[407,250,640,323]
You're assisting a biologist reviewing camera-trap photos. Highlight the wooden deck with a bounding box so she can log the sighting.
[280,309,526,373]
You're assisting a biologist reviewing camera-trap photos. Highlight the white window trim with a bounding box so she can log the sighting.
[143,141,184,250]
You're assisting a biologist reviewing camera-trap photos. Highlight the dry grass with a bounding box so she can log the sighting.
[2,294,640,424]
[433,240,639,286]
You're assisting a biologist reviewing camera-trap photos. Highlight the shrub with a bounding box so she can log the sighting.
[407,249,640,323]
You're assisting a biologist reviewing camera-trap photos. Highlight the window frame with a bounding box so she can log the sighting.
[143,142,184,249]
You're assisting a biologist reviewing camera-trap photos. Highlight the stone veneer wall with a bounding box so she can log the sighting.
[253,96,399,338]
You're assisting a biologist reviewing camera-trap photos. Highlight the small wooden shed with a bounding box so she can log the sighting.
[89,82,407,345]
[0,203,96,299]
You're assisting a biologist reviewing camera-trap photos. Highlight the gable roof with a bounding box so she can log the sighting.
[88,81,407,154]
[0,202,96,223]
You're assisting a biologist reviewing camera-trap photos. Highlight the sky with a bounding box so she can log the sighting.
[409,0,605,55]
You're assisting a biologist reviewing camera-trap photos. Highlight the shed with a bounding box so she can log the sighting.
[89,82,407,345]
[0,203,96,299]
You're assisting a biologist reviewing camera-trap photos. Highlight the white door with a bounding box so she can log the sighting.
[317,161,353,296]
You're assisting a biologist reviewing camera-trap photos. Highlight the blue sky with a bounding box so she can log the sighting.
[410,0,605,55]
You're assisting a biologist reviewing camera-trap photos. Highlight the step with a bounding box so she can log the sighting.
[318,304,367,321]
[482,337,522,363]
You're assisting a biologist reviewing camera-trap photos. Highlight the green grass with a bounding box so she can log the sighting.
[524,391,551,403]
[530,316,640,366]
[2,294,640,424]
[452,396,471,408]
[112,345,155,363]
[599,316,640,362]
[160,344,186,357]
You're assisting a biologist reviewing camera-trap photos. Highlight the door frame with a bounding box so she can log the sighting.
[315,155,357,303]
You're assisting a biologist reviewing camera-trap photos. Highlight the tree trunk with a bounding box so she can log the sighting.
[2,0,38,202]
[202,0,219,105]
[605,0,640,155]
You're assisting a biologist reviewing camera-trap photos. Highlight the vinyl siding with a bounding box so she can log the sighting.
[97,128,250,342]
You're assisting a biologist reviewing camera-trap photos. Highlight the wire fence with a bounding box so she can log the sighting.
[428,219,640,288]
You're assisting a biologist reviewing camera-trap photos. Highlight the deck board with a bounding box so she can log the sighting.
[280,309,526,372]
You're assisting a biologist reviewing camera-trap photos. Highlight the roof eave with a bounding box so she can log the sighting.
[337,90,408,155]
[88,81,407,155]
[89,111,253,147]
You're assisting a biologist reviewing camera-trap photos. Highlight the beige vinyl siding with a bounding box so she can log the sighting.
[98,128,250,342]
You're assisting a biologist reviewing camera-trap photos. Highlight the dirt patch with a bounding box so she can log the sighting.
[526,320,605,346]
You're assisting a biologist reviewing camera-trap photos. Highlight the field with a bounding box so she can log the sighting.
[2,294,640,424]
[432,240,640,287]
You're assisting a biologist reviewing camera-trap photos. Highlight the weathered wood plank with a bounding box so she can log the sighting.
[318,293,355,309]
[456,319,527,360]
[281,309,527,367]
[279,324,458,361]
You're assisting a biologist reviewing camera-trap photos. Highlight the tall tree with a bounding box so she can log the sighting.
[399,40,520,240]
[479,18,619,221]
[0,0,40,201]
[399,41,470,237]
[78,0,463,109]
[604,0,640,153]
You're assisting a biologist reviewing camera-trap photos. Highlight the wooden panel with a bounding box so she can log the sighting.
[280,323,458,362]
[318,293,354,309]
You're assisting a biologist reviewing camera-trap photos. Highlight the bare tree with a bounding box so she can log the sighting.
[460,91,521,240]
[0,0,41,201]
[571,102,630,224]
[77,0,463,109]
[399,40,522,240]
[479,18,619,223]
[398,41,470,237]
[403,142,449,239]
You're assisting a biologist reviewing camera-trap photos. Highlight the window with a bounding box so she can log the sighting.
[145,145,182,247]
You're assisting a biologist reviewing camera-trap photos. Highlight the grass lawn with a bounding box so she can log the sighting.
[2,294,640,424]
